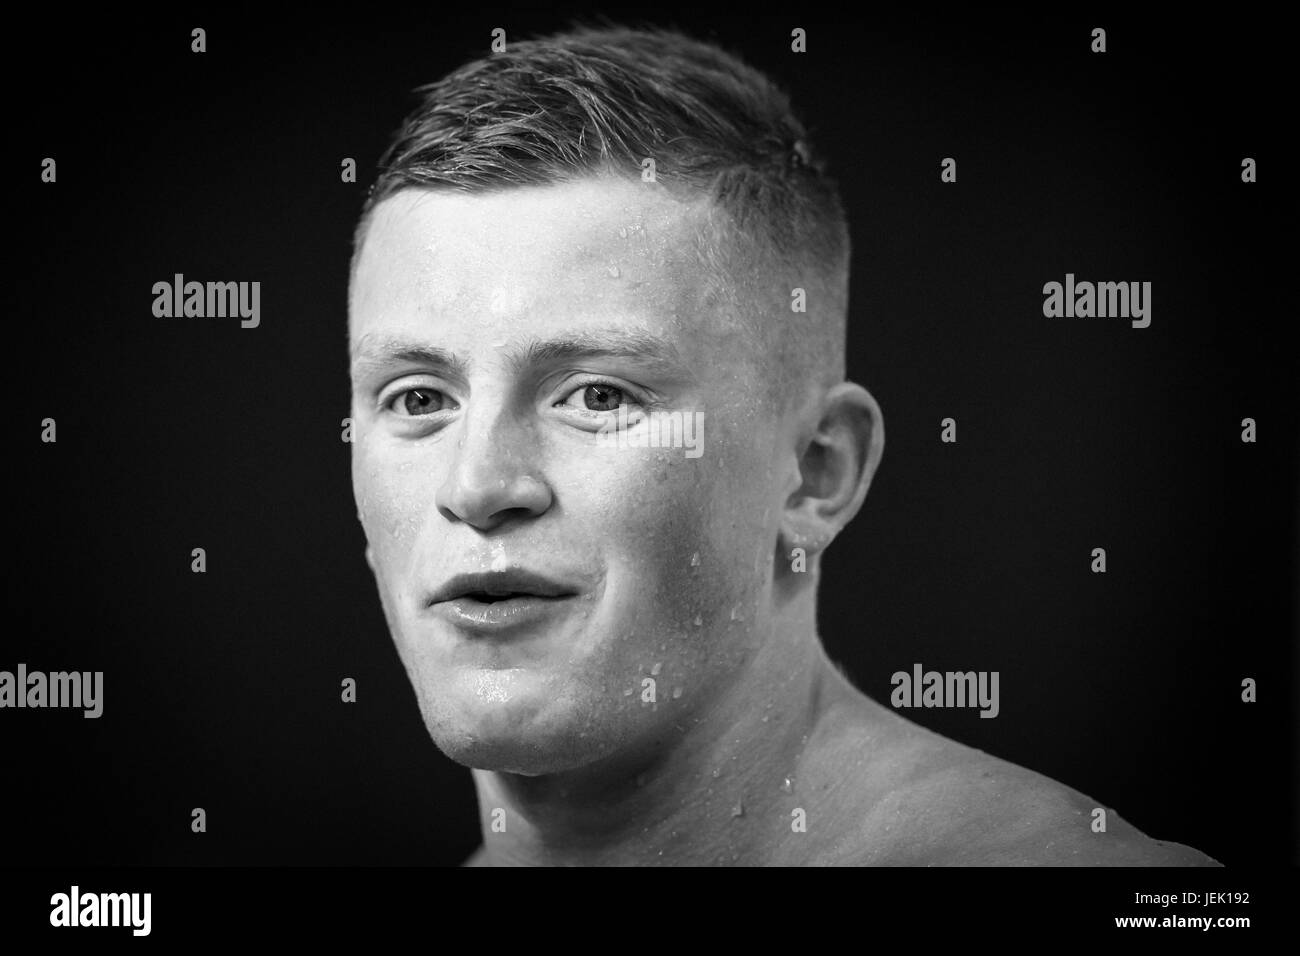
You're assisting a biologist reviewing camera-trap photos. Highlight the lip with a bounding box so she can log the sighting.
[429,569,576,604]
[434,594,575,632]
[426,569,580,634]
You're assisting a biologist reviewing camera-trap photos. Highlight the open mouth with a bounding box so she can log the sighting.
[427,570,580,632]
[429,569,576,605]
[458,591,563,604]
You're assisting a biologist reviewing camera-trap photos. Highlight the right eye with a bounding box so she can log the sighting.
[387,387,452,417]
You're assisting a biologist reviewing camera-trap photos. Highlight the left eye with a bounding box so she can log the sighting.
[560,382,632,412]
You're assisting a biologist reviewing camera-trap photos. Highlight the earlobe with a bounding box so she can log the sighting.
[778,382,884,557]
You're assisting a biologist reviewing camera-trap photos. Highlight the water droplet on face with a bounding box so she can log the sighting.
[623,686,634,696]
[618,226,628,239]
[729,604,743,621]
[690,552,700,567]
[651,662,662,676]
[761,715,769,723]
[781,777,793,793]
[711,767,720,778]
[693,615,702,626]
[731,801,745,818]
[672,686,683,699]
[607,264,621,278]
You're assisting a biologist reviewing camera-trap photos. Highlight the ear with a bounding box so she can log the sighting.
[779,382,884,560]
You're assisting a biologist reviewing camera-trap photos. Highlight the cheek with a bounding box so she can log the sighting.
[583,443,771,655]
[352,437,441,580]
[352,419,776,625]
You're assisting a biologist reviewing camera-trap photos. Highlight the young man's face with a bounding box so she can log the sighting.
[349,175,791,775]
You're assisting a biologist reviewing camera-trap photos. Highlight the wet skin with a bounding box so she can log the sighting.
[349,175,1219,866]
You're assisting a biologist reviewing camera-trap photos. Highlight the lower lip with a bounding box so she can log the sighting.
[431,595,576,633]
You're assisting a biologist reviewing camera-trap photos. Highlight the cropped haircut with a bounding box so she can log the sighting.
[350,23,851,396]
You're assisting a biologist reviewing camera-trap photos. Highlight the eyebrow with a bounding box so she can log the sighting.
[349,338,465,383]
[349,328,689,383]
[518,329,685,376]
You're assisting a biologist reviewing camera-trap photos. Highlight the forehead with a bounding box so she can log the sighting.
[349,176,737,352]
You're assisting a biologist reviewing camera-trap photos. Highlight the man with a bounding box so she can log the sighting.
[347,24,1217,866]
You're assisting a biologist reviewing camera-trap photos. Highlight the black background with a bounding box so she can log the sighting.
[10,10,1296,867]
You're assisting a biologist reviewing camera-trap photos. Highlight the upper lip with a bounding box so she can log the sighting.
[427,569,577,605]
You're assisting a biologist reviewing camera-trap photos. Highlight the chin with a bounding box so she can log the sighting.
[419,675,620,775]
[428,720,613,776]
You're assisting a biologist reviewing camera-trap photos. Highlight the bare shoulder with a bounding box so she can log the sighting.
[824,707,1220,867]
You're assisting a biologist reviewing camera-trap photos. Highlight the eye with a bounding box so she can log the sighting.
[388,386,452,417]
[577,383,625,412]
[557,379,643,414]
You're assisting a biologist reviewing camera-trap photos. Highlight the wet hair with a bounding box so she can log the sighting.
[351,22,851,394]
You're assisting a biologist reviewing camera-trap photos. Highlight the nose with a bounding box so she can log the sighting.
[435,399,553,531]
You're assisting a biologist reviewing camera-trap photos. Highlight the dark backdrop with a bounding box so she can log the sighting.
[10,10,1296,867]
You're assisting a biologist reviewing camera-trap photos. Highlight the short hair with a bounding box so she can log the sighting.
[351,22,851,397]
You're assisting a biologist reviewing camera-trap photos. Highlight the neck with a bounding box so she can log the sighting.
[468,595,867,865]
